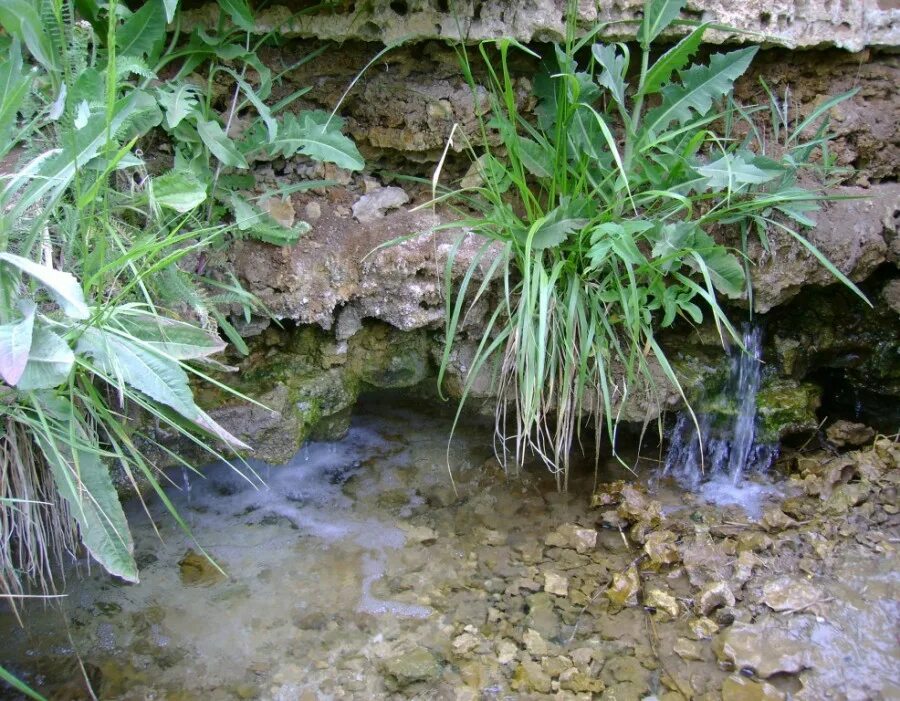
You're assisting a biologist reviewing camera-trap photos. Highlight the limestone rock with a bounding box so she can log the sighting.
[543,571,569,597]
[545,523,598,553]
[761,576,826,612]
[715,617,812,678]
[606,565,640,608]
[826,420,876,448]
[512,660,552,693]
[351,186,409,223]
[523,628,550,656]
[696,581,735,617]
[673,637,705,662]
[645,588,680,618]
[178,549,226,587]
[381,648,441,687]
[643,530,680,565]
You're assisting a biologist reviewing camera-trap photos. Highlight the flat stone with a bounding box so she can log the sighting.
[351,186,409,223]
[761,576,825,613]
[178,549,227,587]
[543,571,569,597]
[605,565,640,607]
[545,523,598,553]
[643,530,680,565]
[644,588,680,618]
[452,632,480,656]
[381,648,441,687]
[826,420,876,447]
[523,628,550,656]
[496,640,518,665]
[696,581,735,616]
[512,660,552,694]
[715,617,812,678]
[673,637,705,662]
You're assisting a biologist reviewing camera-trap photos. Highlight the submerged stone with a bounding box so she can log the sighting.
[381,648,441,688]
[715,617,811,678]
[826,420,876,447]
[761,575,825,613]
[721,675,786,701]
[605,565,640,608]
[178,549,227,587]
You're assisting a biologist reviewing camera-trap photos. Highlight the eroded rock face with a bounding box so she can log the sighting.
[748,183,897,313]
[179,0,899,51]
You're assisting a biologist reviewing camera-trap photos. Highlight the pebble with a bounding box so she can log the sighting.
[544,571,569,596]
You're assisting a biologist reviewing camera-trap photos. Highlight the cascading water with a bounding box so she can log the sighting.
[663,325,778,512]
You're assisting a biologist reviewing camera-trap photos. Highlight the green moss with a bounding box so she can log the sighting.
[755,379,821,443]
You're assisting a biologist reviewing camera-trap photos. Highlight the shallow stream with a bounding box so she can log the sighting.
[1,395,898,700]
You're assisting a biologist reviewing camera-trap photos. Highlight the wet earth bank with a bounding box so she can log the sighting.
[1,396,898,700]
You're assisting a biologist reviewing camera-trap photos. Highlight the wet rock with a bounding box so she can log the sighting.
[823,482,868,515]
[512,660,552,693]
[605,565,640,608]
[600,681,646,701]
[826,420,876,448]
[721,674,786,701]
[178,549,226,587]
[559,667,605,693]
[545,523,598,553]
[644,588,680,618]
[761,576,826,613]
[381,648,442,688]
[696,581,735,617]
[715,617,811,678]
[525,592,561,639]
[688,617,720,640]
[673,637,705,662]
[732,550,762,587]
[643,530,680,565]
[543,571,569,597]
[351,186,409,223]
[496,640,518,665]
[737,531,773,553]
[523,628,550,656]
[616,485,663,525]
[541,655,573,678]
[451,632,480,656]
[762,508,798,531]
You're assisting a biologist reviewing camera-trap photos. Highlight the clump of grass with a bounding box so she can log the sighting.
[432,0,864,489]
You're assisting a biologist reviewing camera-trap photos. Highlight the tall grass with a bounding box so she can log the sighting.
[432,0,865,489]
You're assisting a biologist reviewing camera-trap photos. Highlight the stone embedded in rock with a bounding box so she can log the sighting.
[523,628,550,656]
[496,639,518,665]
[351,186,410,223]
[673,637,705,661]
[452,632,480,656]
[826,419,876,448]
[688,616,720,640]
[559,667,605,693]
[721,675,786,701]
[544,523,597,553]
[761,575,825,612]
[696,581,735,617]
[512,660,552,693]
[543,571,569,597]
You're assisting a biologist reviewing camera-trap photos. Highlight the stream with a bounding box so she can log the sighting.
[0,394,898,700]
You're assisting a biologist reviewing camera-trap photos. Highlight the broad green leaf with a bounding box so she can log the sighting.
[0,301,34,385]
[197,118,249,168]
[525,216,588,251]
[17,326,75,390]
[0,0,56,73]
[77,327,198,419]
[642,47,758,140]
[689,239,745,299]
[698,152,777,191]
[156,83,199,129]
[0,253,90,319]
[646,221,696,267]
[111,311,226,360]
[640,0,685,48]
[640,23,708,97]
[517,137,552,178]
[35,410,138,582]
[265,112,363,171]
[0,42,34,144]
[117,0,166,58]
[74,100,90,130]
[218,0,255,31]
[221,67,277,142]
[592,43,628,109]
[152,171,208,212]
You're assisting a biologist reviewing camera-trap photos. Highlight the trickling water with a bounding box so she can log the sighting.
[663,326,778,510]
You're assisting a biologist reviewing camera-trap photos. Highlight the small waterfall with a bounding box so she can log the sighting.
[663,326,778,493]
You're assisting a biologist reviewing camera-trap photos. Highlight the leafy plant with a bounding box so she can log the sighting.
[433,0,865,489]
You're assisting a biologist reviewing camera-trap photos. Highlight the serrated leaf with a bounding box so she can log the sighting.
[117,0,166,58]
[0,253,90,319]
[642,47,758,140]
[77,327,197,419]
[152,170,208,212]
[646,221,696,268]
[592,43,628,109]
[156,83,199,129]
[197,118,248,168]
[17,326,74,390]
[34,404,137,582]
[639,23,708,97]
[218,0,254,31]
[640,0,685,48]
[0,301,34,385]
[265,111,363,171]
[698,152,778,191]
[221,67,276,142]
[517,137,551,178]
